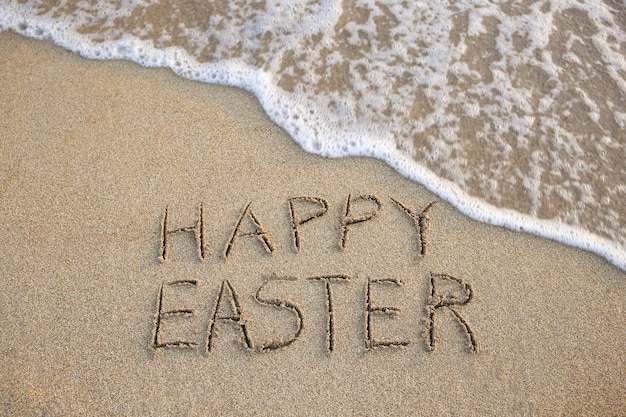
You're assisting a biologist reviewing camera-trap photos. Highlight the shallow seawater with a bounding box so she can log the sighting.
[1,0,625,269]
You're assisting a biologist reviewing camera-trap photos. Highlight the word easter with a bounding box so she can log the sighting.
[151,273,478,354]
[150,195,479,355]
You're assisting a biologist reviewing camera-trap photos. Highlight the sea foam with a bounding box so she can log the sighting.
[1,0,625,270]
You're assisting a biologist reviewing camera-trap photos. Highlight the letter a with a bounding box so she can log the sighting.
[206,280,253,352]
[223,202,275,259]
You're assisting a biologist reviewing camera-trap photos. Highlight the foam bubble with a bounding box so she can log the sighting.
[1,0,625,270]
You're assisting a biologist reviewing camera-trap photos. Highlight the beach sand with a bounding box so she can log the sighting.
[1,31,624,416]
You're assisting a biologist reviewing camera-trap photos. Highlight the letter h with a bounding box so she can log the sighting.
[159,204,206,262]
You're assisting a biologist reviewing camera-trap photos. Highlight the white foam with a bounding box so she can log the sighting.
[1,0,625,270]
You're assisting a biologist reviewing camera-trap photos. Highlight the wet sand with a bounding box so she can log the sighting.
[0,31,624,416]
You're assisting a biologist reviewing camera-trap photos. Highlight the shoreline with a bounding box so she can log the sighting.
[1,32,624,416]
[2,1,625,273]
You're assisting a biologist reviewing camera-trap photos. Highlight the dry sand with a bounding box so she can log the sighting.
[0,31,624,416]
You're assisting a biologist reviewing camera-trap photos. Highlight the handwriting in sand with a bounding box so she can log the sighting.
[150,195,479,355]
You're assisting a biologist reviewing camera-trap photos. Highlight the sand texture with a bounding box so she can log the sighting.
[1,32,624,416]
